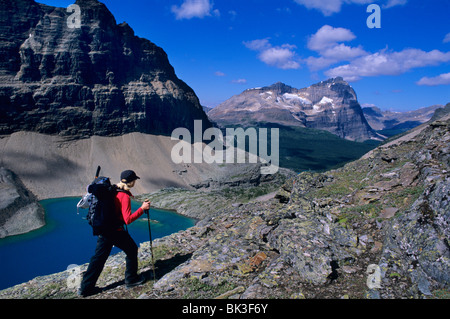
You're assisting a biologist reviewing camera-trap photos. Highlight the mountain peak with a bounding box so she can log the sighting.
[332,76,345,82]
[311,77,347,87]
[264,82,294,94]
[327,76,346,84]
[209,78,380,142]
[244,82,294,95]
[0,0,211,138]
[74,0,104,5]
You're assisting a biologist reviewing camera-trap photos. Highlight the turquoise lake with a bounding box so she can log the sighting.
[0,197,196,290]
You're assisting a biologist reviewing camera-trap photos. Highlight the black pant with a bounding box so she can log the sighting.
[80,230,139,292]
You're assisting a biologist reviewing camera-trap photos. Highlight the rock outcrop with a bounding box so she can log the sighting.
[0,0,211,138]
[209,78,382,142]
[0,167,44,238]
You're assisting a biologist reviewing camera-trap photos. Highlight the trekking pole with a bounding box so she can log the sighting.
[95,165,101,179]
[144,202,156,281]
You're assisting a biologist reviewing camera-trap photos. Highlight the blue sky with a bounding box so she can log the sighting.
[38,0,450,111]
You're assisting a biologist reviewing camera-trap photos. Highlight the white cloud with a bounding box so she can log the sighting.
[214,71,226,77]
[243,39,271,51]
[306,25,367,71]
[305,25,450,83]
[244,39,300,70]
[232,79,247,84]
[383,0,408,9]
[306,56,339,70]
[416,72,450,86]
[293,0,406,16]
[293,0,344,16]
[259,46,301,70]
[228,10,238,18]
[293,0,372,16]
[444,32,450,43]
[306,45,367,70]
[321,43,367,60]
[325,48,450,81]
[307,25,356,51]
[171,0,217,20]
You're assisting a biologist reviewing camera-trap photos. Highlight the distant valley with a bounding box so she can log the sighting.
[363,104,443,137]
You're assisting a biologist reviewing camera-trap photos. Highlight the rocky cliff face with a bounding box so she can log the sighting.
[208,77,382,142]
[0,0,211,138]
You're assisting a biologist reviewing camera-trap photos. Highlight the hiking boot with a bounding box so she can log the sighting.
[125,274,146,289]
[77,286,103,297]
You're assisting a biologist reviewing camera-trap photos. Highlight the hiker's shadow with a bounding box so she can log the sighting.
[102,253,192,292]
[142,253,192,281]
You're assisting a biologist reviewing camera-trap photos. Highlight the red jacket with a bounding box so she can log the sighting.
[114,190,144,225]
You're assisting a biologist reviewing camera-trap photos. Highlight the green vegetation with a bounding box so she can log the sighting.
[313,162,370,198]
[181,277,237,299]
[221,183,277,202]
[277,125,378,172]
[338,203,381,226]
[431,289,450,299]
[222,123,378,173]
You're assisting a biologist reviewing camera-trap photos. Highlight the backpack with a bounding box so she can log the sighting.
[77,176,124,236]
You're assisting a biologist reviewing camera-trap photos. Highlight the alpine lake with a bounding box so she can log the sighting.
[0,197,196,290]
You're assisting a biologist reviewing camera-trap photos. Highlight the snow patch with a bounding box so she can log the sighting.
[260,91,273,99]
[282,93,312,104]
[318,97,334,105]
[313,104,322,112]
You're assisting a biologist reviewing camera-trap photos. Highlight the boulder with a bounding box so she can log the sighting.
[0,167,45,238]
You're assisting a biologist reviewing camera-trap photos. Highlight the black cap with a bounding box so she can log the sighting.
[120,170,140,183]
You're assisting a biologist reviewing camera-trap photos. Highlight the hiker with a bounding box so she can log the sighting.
[78,170,151,297]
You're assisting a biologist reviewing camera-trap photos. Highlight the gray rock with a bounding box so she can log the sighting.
[268,216,358,285]
[380,177,450,296]
[0,0,211,138]
[366,289,381,299]
[0,167,45,238]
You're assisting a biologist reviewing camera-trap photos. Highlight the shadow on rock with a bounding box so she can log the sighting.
[101,253,192,293]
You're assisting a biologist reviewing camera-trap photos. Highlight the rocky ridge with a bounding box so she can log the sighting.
[0,167,44,238]
[135,165,296,221]
[208,78,382,142]
[1,113,448,299]
[0,0,211,138]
